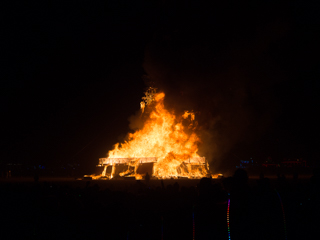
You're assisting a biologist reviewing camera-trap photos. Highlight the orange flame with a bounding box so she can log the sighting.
[107,92,207,179]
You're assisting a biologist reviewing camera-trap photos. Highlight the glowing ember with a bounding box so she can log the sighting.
[100,88,208,179]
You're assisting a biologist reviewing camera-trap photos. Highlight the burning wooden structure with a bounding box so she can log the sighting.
[90,88,210,180]
[97,157,207,179]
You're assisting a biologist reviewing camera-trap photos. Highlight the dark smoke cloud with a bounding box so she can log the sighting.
[143,14,289,172]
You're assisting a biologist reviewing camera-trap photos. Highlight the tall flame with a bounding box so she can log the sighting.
[107,91,207,178]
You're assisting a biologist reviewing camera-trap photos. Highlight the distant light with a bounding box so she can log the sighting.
[227,198,231,240]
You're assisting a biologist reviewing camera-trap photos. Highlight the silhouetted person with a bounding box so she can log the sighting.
[230,169,250,240]
[173,182,179,192]
[233,168,248,185]
[145,172,150,184]
[259,171,264,179]
[198,177,212,199]
[161,179,165,190]
[166,184,173,193]
[222,176,233,193]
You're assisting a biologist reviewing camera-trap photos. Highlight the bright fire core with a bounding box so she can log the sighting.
[100,90,208,179]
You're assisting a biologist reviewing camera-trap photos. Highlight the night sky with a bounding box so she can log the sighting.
[1,1,319,174]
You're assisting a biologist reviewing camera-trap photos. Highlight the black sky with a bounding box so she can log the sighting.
[1,0,319,173]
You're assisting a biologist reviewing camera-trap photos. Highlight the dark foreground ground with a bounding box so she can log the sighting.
[1,171,319,240]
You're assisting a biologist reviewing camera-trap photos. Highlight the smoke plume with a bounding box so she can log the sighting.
[142,19,288,172]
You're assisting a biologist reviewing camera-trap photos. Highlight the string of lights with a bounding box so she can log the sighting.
[275,189,287,240]
[227,194,231,240]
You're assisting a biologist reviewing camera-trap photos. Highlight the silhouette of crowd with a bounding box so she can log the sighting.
[1,169,319,240]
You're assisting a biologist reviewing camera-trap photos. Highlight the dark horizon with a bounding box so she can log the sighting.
[1,0,319,175]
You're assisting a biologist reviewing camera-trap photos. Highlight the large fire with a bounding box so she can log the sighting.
[98,88,208,179]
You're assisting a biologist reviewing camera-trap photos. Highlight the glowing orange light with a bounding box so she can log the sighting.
[104,90,208,179]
